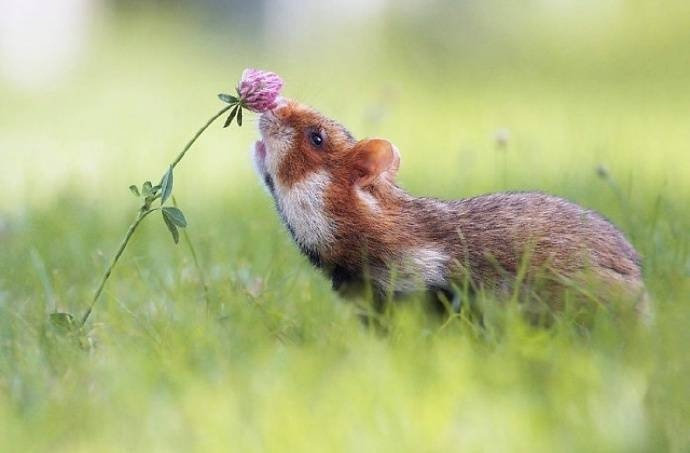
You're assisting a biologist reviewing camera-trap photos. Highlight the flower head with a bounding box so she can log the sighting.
[217,68,284,128]
[237,68,283,113]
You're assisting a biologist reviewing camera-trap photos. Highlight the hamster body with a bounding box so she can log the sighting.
[254,99,649,318]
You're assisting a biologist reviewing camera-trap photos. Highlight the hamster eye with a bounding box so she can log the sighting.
[309,131,324,148]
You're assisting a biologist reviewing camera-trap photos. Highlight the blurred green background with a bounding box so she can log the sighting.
[1,1,689,451]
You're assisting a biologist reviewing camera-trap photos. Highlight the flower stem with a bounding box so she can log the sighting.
[170,105,232,170]
[81,207,155,326]
[81,104,232,326]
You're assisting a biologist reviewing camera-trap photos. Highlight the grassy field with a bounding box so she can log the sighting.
[1,5,689,452]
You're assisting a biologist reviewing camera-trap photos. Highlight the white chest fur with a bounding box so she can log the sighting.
[274,170,334,252]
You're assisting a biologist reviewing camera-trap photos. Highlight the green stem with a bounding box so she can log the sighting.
[170,105,232,170]
[81,208,155,326]
[81,104,232,326]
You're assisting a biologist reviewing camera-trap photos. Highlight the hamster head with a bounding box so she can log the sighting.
[253,98,401,254]
[254,98,400,193]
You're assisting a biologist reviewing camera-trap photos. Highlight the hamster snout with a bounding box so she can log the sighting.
[258,110,293,148]
[258,97,289,137]
[258,111,278,139]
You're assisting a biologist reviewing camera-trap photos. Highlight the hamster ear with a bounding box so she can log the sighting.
[352,138,400,187]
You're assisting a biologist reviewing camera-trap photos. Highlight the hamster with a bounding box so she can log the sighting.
[253,98,649,320]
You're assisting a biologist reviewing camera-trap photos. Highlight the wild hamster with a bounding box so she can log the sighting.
[253,98,649,320]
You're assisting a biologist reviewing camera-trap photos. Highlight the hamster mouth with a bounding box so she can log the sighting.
[254,139,277,195]
[254,139,267,175]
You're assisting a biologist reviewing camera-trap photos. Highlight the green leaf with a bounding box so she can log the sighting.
[49,312,76,332]
[218,93,239,104]
[223,105,239,128]
[160,166,173,205]
[142,181,153,197]
[237,105,243,127]
[162,210,179,244]
[162,206,187,228]
[129,185,140,197]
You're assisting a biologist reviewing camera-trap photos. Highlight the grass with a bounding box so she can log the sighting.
[1,7,689,452]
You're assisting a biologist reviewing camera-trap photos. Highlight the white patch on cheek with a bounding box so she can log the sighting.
[274,170,334,251]
[263,127,295,177]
